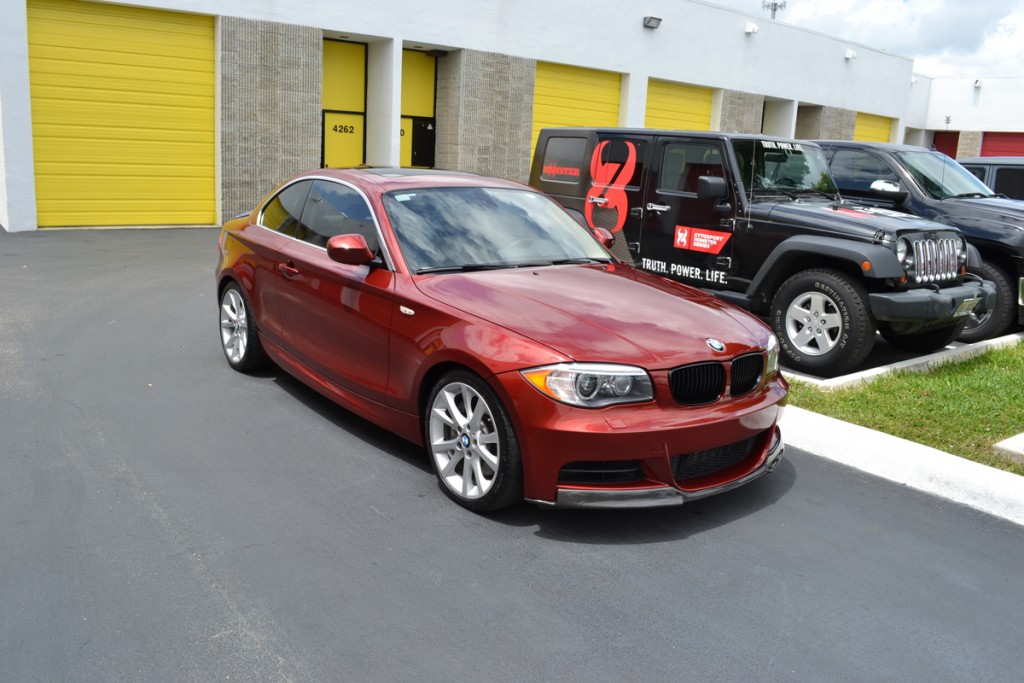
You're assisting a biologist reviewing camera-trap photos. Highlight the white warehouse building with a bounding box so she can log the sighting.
[1,0,1022,232]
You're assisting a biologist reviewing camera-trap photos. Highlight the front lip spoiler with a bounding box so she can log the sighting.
[527,428,785,509]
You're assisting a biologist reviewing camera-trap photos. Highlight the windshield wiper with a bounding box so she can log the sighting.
[750,189,797,201]
[794,188,839,200]
[416,263,511,274]
[946,192,993,199]
[548,257,612,265]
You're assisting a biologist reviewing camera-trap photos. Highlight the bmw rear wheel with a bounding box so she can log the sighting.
[425,371,522,511]
[219,282,268,372]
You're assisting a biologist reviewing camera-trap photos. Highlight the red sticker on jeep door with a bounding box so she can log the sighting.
[585,140,636,232]
[674,226,731,254]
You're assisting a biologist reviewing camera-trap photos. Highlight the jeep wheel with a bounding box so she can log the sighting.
[959,261,1015,343]
[879,320,967,353]
[770,269,876,377]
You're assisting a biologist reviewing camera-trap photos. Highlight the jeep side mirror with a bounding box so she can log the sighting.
[869,179,909,204]
[697,176,733,215]
[697,176,729,200]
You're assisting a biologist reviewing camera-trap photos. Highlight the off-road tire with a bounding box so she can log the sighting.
[959,260,1016,343]
[770,268,876,377]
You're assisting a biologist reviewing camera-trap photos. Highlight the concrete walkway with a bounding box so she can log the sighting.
[781,331,1024,527]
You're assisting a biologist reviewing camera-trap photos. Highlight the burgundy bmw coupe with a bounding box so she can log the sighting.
[216,168,787,511]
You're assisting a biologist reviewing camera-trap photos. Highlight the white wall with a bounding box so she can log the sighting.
[926,77,1024,132]
[0,0,37,232]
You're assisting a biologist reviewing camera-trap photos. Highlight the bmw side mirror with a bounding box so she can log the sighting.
[592,227,615,249]
[326,234,376,266]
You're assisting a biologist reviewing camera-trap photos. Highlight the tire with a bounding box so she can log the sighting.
[219,282,268,373]
[879,319,967,353]
[770,268,876,377]
[958,260,1016,343]
[424,370,523,512]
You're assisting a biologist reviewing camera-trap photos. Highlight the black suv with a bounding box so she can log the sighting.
[530,128,995,377]
[816,140,1024,342]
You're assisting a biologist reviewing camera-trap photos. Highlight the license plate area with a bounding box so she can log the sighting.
[954,296,981,317]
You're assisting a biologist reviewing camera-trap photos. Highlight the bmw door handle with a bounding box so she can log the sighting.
[277,261,299,278]
[646,203,671,213]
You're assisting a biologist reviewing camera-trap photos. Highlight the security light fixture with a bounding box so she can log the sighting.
[845,49,857,60]
[745,21,759,34]
[643,16,662,29]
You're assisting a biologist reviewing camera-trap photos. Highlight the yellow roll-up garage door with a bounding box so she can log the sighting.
[854,113,893,143]
[27,0,215,227]
[645,80,713,131]
[532,63,620,149]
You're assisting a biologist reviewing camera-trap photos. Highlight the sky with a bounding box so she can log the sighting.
[704,0,1024,78]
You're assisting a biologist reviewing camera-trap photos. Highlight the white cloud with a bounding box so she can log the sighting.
[704,0,1024,77]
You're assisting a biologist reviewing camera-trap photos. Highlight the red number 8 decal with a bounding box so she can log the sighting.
[584,140,636,233]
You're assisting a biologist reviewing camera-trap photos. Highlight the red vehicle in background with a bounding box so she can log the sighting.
[216,168,787,511]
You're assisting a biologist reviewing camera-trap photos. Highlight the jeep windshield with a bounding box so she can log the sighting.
[732,139,839,201]
[894,150,997,200]
[382,186,612,274]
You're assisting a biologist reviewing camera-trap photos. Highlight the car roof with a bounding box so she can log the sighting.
[812,140,931,153]
[957,156,1024,165]
[539,127,823,147]
[291,167,529,194]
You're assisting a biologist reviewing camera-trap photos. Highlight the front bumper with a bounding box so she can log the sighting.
[869,278,996,324]
[528,426,785,508]
[494,369,788,508]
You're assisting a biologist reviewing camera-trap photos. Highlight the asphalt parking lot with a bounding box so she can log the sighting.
[3,228,1024,681]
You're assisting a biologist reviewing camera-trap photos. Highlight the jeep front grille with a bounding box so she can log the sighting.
[911,237,959,283]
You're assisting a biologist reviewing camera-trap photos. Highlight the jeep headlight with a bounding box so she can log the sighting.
[521,363,654,408]
[896,238,910,263]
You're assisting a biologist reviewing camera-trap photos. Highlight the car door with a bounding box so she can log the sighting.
[827,149,904,209]
[638,137,734,289]
[275,179,395,403]
[243,179,313,347]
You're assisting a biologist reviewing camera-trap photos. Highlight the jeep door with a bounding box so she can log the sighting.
[640,138,734,290]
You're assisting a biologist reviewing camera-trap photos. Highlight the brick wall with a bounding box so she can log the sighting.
[220,18,321,221]
[435,50,535,182]
[719,90,765,133]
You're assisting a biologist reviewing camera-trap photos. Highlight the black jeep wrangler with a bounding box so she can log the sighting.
[530,128,995,377]
[815,140,1024,343]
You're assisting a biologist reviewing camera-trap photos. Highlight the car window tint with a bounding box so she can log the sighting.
[261,181,312,237]
[298,180,379,251]
[658,142,724,193]
[829,151,898,192]
[383,187,609,273]
[993,167,1024,198]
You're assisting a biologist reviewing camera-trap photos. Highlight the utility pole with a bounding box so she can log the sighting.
[763,1,787,20]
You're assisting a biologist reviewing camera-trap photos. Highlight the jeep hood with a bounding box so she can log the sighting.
[754,199,957,238]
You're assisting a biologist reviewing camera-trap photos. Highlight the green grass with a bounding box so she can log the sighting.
[788,344,1024,476]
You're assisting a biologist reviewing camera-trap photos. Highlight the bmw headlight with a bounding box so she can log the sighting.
[765,334,780,381]
[521,363,654,408]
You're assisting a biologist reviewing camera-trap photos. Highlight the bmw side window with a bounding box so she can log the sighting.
[830,151,898,193]
[260,181,312,237]
[298,181,380,253]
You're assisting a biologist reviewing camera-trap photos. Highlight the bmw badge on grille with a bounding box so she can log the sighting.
[706,338,726,352]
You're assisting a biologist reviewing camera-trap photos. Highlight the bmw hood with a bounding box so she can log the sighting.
[413,264,772,369]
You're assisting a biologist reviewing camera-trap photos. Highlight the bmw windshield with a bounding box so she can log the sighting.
[731,139,839,201]
[895,150,996,200]
[383,187,612,274]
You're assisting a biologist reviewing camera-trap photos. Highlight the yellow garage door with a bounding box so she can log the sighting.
[323,40,366,168]
[27,0,215,227]
[645,80,713,131]
[532,63,620,150]
[854,113,893,143]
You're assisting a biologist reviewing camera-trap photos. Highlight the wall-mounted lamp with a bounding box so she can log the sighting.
[973,79,982,88]
[844,49,857,60]
[745,21,759,34]
[643,16,662,29]
[911,76,918,84]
